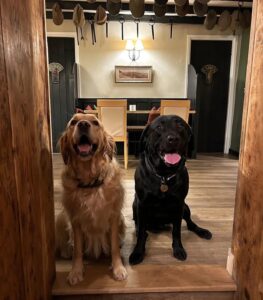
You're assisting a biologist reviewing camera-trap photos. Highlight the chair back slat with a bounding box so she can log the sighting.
[97,99,127,139]
[97,99,128,169]
[160,100,191,123]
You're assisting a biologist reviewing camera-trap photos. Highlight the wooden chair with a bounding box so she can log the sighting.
[160,100,191,123]
[97,99,128,169]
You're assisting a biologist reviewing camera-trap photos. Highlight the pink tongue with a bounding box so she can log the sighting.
[78,144,91,154]
[164,153,181,165]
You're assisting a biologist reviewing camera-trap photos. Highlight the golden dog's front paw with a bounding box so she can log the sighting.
[113,265,128,281]
[67,267,84,285]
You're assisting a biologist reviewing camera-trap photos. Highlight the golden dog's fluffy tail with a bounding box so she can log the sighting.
[55,211,73,259]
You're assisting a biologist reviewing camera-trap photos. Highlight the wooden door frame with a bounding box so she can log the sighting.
[185,35,241,154]
[0,0,55,299]
[1,0,262,299]
[231,0,263,298]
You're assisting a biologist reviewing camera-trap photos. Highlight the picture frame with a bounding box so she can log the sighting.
[115,66,153,83]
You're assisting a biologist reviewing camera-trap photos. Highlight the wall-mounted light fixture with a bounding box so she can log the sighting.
[125,39,144,61]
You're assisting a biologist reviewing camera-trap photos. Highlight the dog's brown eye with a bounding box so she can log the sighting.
[70,119,77,126]
[92,120,99,126]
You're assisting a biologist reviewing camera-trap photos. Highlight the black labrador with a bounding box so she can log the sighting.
[129,115,212,265]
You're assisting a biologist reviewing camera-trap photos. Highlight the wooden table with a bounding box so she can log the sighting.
[83,109,196,130]
[84,110,196,115]
[127,110,196,114]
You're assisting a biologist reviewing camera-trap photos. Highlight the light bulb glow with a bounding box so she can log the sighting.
[125,39,134,50]
[135,39,144,51]
[125,39,144,61]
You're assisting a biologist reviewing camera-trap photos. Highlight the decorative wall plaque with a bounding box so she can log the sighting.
[49,62,64,83]
[201,64,218,84]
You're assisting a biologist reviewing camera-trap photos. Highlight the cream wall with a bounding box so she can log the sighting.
[46,19,233,98]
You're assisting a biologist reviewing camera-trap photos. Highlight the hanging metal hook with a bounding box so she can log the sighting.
[88,19,96,45]
[106,20,109,38]
[134,19,140,38]
[170,18,174,39]
[149,17,155,40]
[119,17,125,40]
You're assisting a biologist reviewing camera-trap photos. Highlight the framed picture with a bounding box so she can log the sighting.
[115,66,153,83]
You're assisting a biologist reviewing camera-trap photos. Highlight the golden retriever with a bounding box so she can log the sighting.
[56,113,127,285]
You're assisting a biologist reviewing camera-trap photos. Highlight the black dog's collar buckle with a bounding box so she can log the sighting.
[158,174,176,193]
[160,180,169,193]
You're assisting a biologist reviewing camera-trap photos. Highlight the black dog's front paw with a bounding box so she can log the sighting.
[173,246,187,261]
[195,228,212,240]
[129,249,145,265]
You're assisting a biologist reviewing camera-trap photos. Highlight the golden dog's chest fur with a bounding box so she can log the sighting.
[60,158,125,258]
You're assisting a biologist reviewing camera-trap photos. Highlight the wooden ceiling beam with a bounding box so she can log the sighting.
[46,11,206,23]
[45,1,252,24]
[45,0,252,14]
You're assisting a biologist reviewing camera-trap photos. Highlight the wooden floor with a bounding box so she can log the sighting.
[54,154,238,268]
[53,154,238,297]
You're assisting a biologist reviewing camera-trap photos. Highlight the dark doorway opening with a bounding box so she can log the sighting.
[47,37,77,152]
[190,40,232,153]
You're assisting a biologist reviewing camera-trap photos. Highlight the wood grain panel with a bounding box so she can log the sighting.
[0,0,55,299]
[232,0,263,299]
[0,4,25,298]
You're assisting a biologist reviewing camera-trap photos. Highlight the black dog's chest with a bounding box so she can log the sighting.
[142,191,183,223]
[135,165,189,223]
[140,172,186,198]
[140,175,186,209]
[144,189,183,208]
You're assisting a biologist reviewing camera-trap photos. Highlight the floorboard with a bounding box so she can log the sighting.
[53,264,236,295]
[53,154,237,298]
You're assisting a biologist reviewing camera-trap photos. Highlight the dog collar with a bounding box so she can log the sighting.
[145,156,185,193]
[155,173,177,193]
[77,178,104,188]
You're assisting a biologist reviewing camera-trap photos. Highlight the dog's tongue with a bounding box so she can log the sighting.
[78,144,91,154]
[164,153,181,165]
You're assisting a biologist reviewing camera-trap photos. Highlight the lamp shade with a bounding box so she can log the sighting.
[125,39,134,50]
[135,39,144,50]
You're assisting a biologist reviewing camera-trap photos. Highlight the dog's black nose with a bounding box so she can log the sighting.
[167,135,178,143]
[78,121,90,130]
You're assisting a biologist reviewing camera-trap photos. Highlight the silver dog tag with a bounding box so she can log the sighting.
[160,184,168,192]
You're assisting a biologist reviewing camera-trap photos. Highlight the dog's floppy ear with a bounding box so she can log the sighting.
[59,132,71,165]
[104,133,116,160]
[139,124,151,154]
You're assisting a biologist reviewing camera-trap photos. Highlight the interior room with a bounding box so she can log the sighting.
[46,0,251,297]
[1,0,262,300]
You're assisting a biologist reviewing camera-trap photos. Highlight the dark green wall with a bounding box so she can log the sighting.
[230,29,250,153]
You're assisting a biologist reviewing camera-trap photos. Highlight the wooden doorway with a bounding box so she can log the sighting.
[1,0,262,299]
